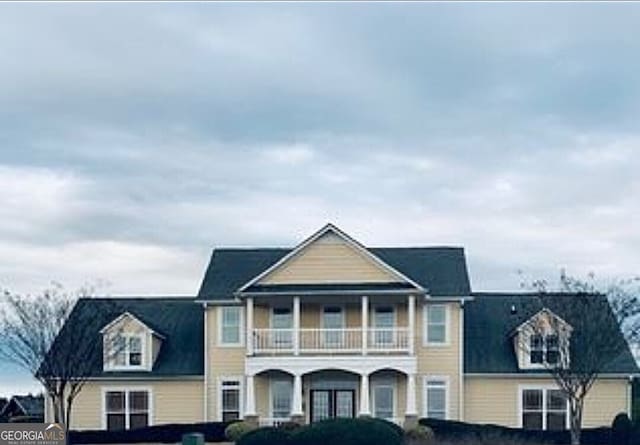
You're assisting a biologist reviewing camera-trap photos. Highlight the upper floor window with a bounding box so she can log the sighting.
[424,305,448,345]
[515,308,572,370]
[529,334,561,367]
[322,306,344,348]
[373,306,395,346]
[219,306,243,346]
[271,307,293,348]
[109,334,144,369]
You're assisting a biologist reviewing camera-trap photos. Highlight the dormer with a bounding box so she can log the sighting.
[100,312,165,372]
[513,308,573,370]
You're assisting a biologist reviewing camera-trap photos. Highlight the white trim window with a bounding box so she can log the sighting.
[107,334,145,370]
[424,305,448,345]
[104,389,151,431]
[423,377,448,419]
[271,307,293,348]
[372,381,395,420]
[322,306,345,347]
[520,387,568,431]
[373,306,395,347]
[219,306,243,346]
[528,333,562,367]
[219,379,243,422]
[271,380,293,421]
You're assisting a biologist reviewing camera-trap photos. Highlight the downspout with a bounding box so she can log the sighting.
[459,299,465,421]
[628,375,633,419]
[203,302,208,422]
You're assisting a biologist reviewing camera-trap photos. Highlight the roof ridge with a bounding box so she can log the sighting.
[78,296,197,302]
[471,291,606,297]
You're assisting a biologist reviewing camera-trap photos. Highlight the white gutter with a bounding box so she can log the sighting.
[203,302,209,422]
[459,299,465,421]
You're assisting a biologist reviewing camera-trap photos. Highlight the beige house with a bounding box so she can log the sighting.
[46,224,637,431]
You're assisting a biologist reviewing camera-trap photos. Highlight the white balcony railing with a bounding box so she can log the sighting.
[252,328,410,354]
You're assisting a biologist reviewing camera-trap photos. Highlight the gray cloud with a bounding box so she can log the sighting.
[0,2,639,297]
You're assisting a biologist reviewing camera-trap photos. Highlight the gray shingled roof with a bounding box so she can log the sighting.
[197,247,471,300]
[48,298,203,377]
[465,292,639,375]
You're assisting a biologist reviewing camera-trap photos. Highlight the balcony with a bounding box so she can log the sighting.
[251,327,411,355]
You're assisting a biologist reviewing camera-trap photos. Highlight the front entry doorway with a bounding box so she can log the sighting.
[310,389,355,422]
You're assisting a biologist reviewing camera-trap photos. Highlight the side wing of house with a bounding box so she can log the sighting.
[45,298,205,430]
[464,293,637,429]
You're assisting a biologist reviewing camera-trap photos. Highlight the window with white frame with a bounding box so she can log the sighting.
[104,389,150,431]
[528,334,561,366]
[373,383,394,420]
[271,307,293,348]
[521,388,567,431]
[271,380,292,420]
[220,306,242,346]
[425,305,448,345]
[322,306,344,347]
[424,378,447,419]
[220,379,242,422]
[373,306,395,347]
[109,334,144,369]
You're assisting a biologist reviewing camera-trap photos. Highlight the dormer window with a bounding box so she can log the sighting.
[514,308,572,370]
[101,312,165,372]
[530,335,544,364]
[113,334,144,368]
[529,334,560,366]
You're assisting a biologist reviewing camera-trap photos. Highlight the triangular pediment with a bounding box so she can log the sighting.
[239,224,422,289]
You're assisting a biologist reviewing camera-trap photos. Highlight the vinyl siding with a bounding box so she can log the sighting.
[464,377,630,428]
[206,306,246,421]
[259,232,399,284]
[67,380,204,430]
[417,302,462,420]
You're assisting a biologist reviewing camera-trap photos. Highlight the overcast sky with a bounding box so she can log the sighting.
[1,2,640,396]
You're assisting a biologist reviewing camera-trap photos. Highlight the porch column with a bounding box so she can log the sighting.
[358,373,371,416]
[245,374,256,416]
[292,373,303,417]
[408,294,415,355]
[246,297,254,356]
[406,373,417,416]
[293,296,300,356]
[361,295,368,355]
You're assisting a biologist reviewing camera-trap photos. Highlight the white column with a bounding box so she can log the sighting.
[292,374,303,416]
[361,295,368,355]
[406,373,417,416]
[359,373,370,416]
[246,297,254,356]
[408,294,415,355]
[245,374,256,416]
[293,296,300,355]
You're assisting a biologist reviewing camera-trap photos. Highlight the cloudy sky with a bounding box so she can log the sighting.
[1,2,639,396]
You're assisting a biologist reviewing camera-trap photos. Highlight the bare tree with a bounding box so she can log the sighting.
[516,271,639,445]
[0,283,119,431]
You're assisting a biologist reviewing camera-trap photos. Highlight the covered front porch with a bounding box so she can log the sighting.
[244,356,418,426]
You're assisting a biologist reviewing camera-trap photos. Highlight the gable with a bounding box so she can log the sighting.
[100,312,155,338]
[258,231,402,285]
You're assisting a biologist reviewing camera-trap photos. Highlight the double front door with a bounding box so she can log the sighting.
[310,389,355,422]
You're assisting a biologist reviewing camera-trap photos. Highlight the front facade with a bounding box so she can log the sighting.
[47,224,638,431]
